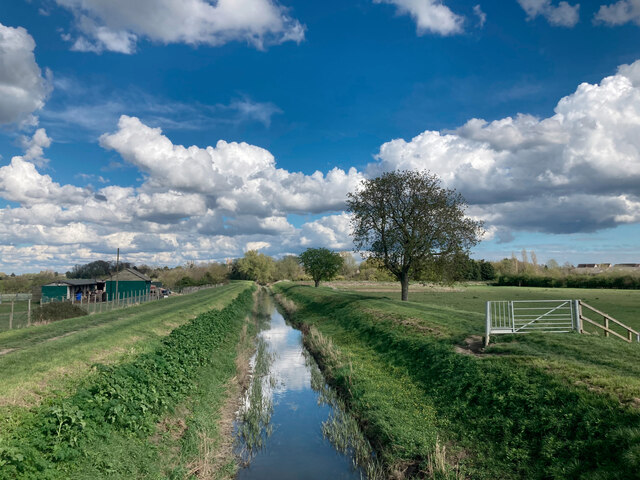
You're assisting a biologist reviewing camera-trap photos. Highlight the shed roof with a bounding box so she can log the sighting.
[44,279,98,287]
[103,268,151,282]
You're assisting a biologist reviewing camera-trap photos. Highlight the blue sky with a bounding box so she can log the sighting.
[1,0,640,273]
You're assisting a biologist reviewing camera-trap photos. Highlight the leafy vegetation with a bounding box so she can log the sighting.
[347,170,483,300]
[299,247,344,287]
[234,250,276,285]
[30,302,88,323]
[274,282,640,479]
[0,283,254,479]
[496,272,640,289]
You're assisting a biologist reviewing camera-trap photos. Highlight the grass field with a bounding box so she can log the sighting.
[0,300,30,314]
[325,281,640,330]
[0,281,255,479]
[274,282,640,479]
[0,282,248,409]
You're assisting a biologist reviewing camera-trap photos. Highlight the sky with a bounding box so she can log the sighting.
[0,0,640,274]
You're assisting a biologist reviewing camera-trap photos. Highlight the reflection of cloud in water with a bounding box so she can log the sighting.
[260,310,310,394]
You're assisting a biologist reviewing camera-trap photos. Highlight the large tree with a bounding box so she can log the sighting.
[346,170,484,301]
[299,248,343,287]
[237,250,275,285]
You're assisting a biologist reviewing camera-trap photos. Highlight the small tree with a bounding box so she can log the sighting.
[347,170,483,301]
[275,255,305,281]
[299,248,343,287]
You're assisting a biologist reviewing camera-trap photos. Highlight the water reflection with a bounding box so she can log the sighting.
[235,295,364,480]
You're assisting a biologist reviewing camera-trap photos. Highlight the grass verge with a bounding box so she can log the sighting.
[0,283,255,479]
[274,283,640,479]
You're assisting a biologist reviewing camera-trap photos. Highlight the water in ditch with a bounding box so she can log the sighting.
[235,293,374,480]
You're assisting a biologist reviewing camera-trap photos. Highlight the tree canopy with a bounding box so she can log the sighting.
[236,250,275,285]
[346,170,484,300]
[299,248,343,287]
[66,260,133,279]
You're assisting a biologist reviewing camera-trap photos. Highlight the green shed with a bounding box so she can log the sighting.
[103,268,152,301]
[42,279,99,302]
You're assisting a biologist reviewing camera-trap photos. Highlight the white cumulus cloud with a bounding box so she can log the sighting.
[517,0,580,27]
[0,23,50,126]
[373,0,465,35]
[372,59,640,235]
[594,0,640,26]
[54,0,305,53]
[3,61,640,270]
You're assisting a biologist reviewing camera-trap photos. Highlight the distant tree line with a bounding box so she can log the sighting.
[495,273,640,289]
[66,260,135,279]
[489,249,640,289]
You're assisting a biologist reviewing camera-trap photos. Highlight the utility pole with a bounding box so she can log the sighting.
[115,248,120,305]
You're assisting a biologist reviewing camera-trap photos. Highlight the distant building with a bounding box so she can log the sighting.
[613,263,640,270]
[41,279,102,302]
[102,268,152,301]
[574,263,613,274]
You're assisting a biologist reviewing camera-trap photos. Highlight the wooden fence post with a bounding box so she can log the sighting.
[10,301,14,330]
[27,299,31,327]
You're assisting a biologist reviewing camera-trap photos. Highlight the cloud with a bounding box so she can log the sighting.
[229,98,282,127]
[0,156,88,206]
[0,23,50,127]
[40,87,282,139]
[594,0,640,26]
[473,5,487,27]
[298,213,352,250]
[373,0,465,36]
[99,115,364,216]
[372,59,640,235]
[54,0,305,54]
[517,0,580,27]
[3,61,640,271]
[0,112,362,270]
[20,128,52,167]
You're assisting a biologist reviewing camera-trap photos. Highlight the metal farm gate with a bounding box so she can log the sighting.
[485,300,579,346]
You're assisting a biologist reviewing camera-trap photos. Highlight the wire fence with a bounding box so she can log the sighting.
[0,284,224,333]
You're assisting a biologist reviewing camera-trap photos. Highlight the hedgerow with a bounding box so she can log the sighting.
[0,284,254,479]
[496,274,640,289]
[30,302,88,323]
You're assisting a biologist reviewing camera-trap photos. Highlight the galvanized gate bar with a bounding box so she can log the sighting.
[486,299,578,344]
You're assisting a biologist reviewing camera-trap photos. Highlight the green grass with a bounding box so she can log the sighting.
[0,282,249,428]
[0,301,32,331]
[275,283,640,479]
[0,283,255,479]
[0,301,30,314]
[330,283,640,331]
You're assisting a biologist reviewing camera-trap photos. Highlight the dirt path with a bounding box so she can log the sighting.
[454,335,485,356]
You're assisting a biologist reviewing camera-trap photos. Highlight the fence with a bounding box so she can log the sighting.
[485,299,639,346]
[0,284,225,332]
[0,299,33,331]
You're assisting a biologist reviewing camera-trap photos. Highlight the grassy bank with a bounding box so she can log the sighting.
[274,283,640,479]
[0,283,248,409]
[0,282,255,479]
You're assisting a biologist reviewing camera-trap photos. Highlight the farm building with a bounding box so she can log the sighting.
[574,263,613,273]
[613,263,640,270]
[103,268,152,300]
[42,279,103,302]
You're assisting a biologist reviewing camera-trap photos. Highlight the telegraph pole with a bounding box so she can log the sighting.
[115,248,120,304]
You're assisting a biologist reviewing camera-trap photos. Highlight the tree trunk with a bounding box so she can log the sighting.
[314,279,320,288]
[400,272,409,301]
